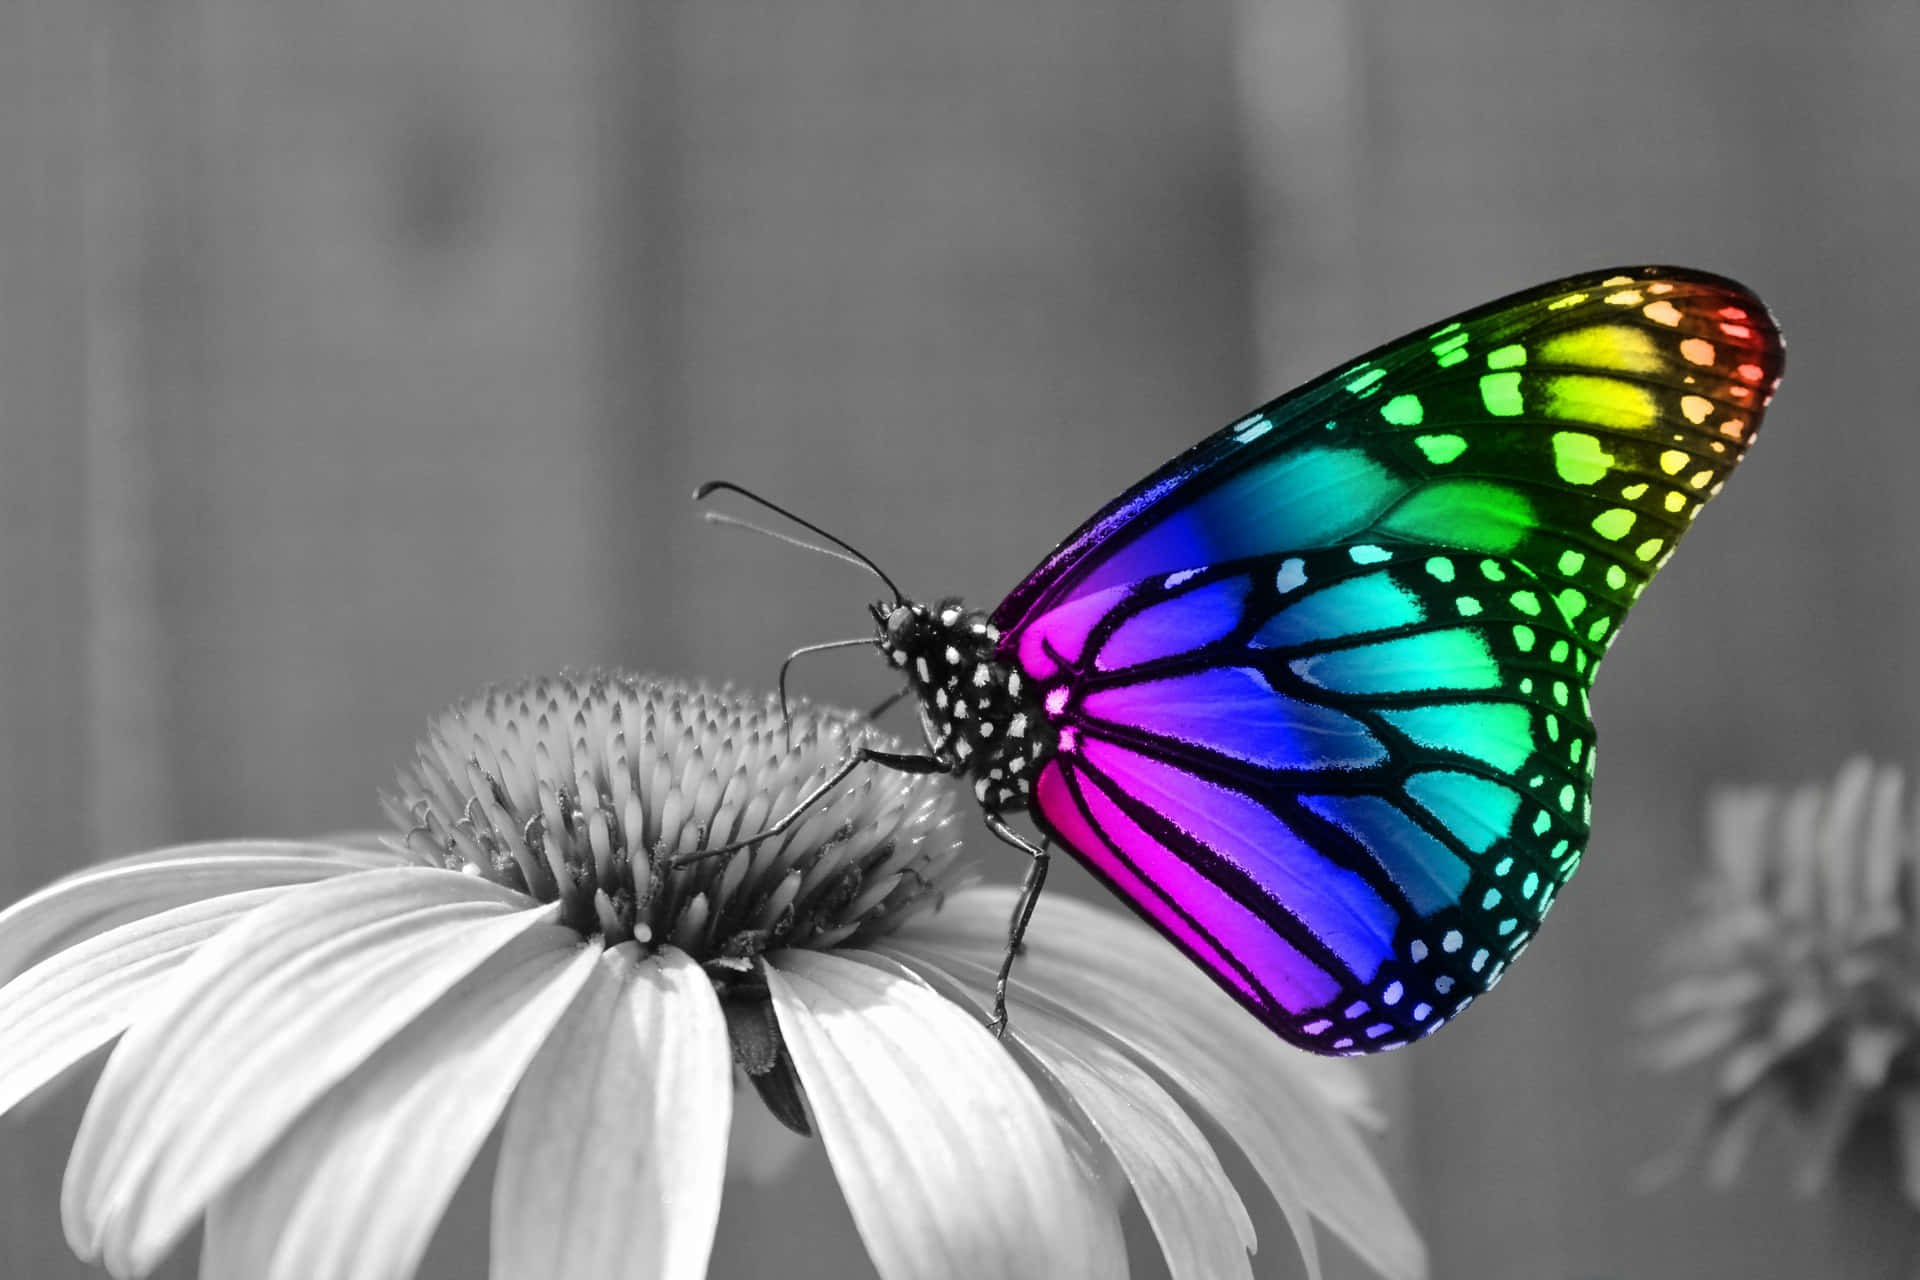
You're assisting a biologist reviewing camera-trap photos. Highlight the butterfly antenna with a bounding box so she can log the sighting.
[700,512,878,578]
[695,480,905,605]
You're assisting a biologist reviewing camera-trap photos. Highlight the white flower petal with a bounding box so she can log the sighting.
[201,925,600,1280]
[490,945,732,1280]
[308,829,408,854]
[0,840,404,984]
[765,949,1120,1280]
[62,866,551,1276]
[885,949,1255,1280]
[0,885,297,1120]
[887,937,1323,1280]
[1858,764,1906,916]
[1024,1023,1255,1280]
[896,888,1426,1280]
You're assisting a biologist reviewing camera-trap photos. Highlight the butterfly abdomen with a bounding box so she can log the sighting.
[879,599,1055,811]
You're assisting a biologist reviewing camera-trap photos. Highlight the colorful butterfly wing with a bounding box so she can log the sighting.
[993,267,1783,1053]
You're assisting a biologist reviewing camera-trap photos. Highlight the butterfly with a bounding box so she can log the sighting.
[695,266,1784,1055]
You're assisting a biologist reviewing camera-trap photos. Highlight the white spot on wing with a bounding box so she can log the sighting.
[1231,414,1273,444]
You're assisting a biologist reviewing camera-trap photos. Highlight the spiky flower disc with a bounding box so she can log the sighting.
[383,670,968,959]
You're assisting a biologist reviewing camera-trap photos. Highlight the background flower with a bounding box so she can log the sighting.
[0,672,1421,1279]
[1642,757,1920,1204]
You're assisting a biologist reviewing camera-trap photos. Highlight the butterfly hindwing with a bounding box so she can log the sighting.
[1027,546,1592,1051]
[993,267,1784,1053]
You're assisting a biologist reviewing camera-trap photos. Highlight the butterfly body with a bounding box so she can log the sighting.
[873,598,1054,811]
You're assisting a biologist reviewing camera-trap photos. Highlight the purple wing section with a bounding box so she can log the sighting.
[1034,761,1341,1015]
[1082,667,1384,771]
[1078,736,1397,976]
[1096,574,1250,671]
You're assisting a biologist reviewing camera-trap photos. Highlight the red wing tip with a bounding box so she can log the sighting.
[1581,265,1785,383]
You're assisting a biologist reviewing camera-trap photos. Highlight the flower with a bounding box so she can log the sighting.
[0,670,1423,1279]
[1642,757,1920,1202]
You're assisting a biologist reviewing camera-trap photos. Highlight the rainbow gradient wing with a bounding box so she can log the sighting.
[991,267,1783,1053]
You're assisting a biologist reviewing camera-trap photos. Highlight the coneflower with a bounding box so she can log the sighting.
[0,670,1421,1280]
[1644,757,1920,1205]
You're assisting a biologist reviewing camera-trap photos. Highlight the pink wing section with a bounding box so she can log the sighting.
[1034,761,1340,1014]
[1078,737,1397,976]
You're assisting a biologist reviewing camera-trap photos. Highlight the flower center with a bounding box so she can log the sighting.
[384,671,968,964]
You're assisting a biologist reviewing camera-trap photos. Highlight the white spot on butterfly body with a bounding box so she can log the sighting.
[1009,714,1029,737]
[940,608,960,626]
[973,666,991,687]
[915,657,930,682]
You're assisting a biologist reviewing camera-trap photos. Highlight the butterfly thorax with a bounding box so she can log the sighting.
[873,598,1052,812]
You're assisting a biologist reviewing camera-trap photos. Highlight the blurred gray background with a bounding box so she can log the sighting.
[2,1,1915,1277]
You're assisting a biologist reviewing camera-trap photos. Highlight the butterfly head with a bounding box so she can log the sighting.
[871,598,993,682]
[871,600,916,651]
[870,597,1050,811]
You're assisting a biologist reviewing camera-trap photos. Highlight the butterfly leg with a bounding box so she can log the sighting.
[981,812,1050,1039]
[668,746,950,868]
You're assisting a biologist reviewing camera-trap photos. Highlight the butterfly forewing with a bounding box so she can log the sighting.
[997,268,1781,676]
[992,267,1783,1053]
